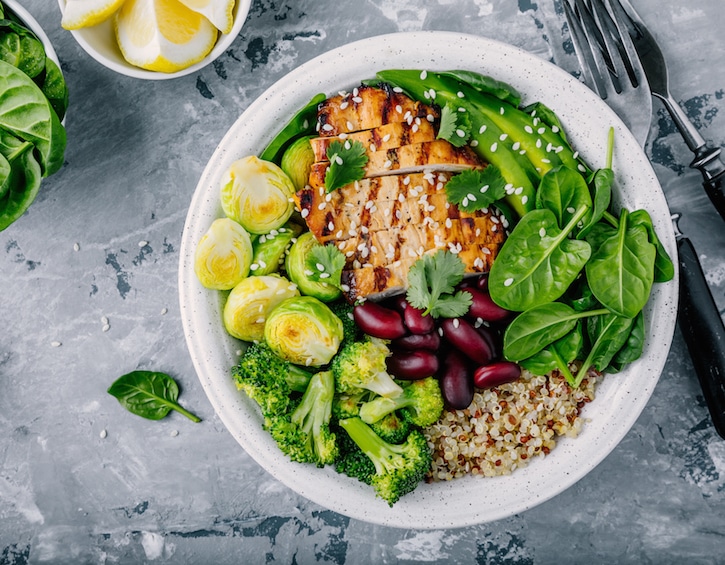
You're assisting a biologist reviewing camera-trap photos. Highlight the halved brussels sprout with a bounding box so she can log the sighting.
[194,218,253,290]
[223,275,300,342]
[285,231,341,302]
[281,136,314,192]
[220,155,296,235]
[250,221,303,276]
[264,295,344,367]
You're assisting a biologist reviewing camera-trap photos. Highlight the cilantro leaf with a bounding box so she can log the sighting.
[436,105,471,148]
[445,166,507,213]
[406,250,472,318]
[305,244,346,289]
[324,140,368,192]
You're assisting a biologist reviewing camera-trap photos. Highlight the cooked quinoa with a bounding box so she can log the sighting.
[424,370,599,481]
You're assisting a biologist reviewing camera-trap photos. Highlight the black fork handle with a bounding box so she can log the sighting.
[677,234,725,439]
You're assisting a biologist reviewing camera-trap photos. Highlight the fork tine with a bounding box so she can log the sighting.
[564,0,610,98]
[600,0,649,90]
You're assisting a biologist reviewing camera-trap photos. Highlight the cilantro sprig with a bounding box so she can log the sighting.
[436,104,471,148]
[305,244,346,289]
[405,250,472,318]
[445,166,507,213]
[324,139,368,192]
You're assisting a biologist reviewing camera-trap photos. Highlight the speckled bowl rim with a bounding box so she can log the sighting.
[55,0,251,80]
[179,31,678,529]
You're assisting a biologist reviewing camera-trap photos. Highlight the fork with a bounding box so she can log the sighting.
[563,0,725,440]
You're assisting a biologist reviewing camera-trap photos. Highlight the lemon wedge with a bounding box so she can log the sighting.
[177,0,235,34]
[61,0,127,30]
[114,0,219,73]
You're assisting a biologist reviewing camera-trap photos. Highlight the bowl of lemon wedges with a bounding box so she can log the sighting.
[58,0,251,79]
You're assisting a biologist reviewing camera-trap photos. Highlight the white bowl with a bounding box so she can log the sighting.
[5,0,61,67]
[178,31,679,529]
[56,0,251,80]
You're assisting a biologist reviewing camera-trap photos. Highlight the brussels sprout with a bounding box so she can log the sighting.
[285,231,341,302]
[250,221,303,276]
[194,218,253,290]
[223,275,300,342]
[220,155,296,235]
[264,295,344,367]
[281,136,314,192]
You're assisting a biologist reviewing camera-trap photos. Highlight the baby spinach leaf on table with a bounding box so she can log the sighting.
[108,371,202,423]
[535,165,592,230]
[445,166,507,212]
[0,146,41,231]
[573,313,636,386]
[488,206,592,312]
[585,209,656,319]
[503,302,608,361]
[0,60,66,176]
[628,209,675,283]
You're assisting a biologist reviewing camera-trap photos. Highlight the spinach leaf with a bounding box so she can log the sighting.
[535,165,592,230]
[260,92,326,164]
[629,209,675,283]
[108,370,202,422]
[0,146,40,230]
[0,59,66,175]
[578,168,613,238]
[519,321,583,385]
[0,20,46,79]
[503,302,607,361]
[39,57,68,121]
[585,209,656,319]
[489,206,592,311]
[563,275,600,312]
[574,313,635,386]
[606,311,646,372]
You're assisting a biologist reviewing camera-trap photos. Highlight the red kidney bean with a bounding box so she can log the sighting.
[353,301,406,340]
[386,349,439,380]
[440,317,493,365]
[388,294,409,313]
[473,362,521,389]
[439,350,474,410]
[403,304,435,335]
[461,287,511,323]
[392,331,441,351]
[476,274,490,292]
[476,325,500,360]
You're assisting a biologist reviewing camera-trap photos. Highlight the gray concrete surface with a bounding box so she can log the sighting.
[1,0,724,563]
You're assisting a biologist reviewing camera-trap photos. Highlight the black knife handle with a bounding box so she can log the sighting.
[690,146,725,223]
[677,235,725,439]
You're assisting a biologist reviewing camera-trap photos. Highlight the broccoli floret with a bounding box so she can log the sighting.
[233,342,313,415]
[333,421,376,484]
[371,412,411,444]
[265,370,338,467]
[359,377,444,428]
[331,337,403,398]
[338,417,432,506]
[332,389,373,420]
[328,300,363,345]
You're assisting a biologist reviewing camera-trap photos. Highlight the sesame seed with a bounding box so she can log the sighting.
[467,193,477,202]
[301,209,309,218]
[462,197,469,207]
[567,206,576,214]
[138,240,148,247]
[395,105,403,113]
[353,96,362,103]
[427,114,435,122]
[370,144,377,152]
[250,263,259,271]
[73,242,80,251]
[512,141,521,150]
[471,140,479,147]
[102,324,110,333]
[524,125,533,134]
[317,203,326,210]
[504,277,514,287]
[384,160,393,169]
[340,101,349,110]
[429,89,437,99]
[319,273,331,279]
[521,195,529,204]
[539,227,546,237]
[480,185,489,193]
[51,340,62,347]
[457,91,465,98]
[578,164,587,173]
[347,121,354,131]
[420,70,428,80]
[514,186,524,195]
[322,123,333,131]
[535,139,542,148]
[382,134,391,142]
[327,222,334,231]
[479,125,487,134]
[453,318,460,328]
[161,308,168,315]
[490,142,498,152]
[499,107,505,115]
[456,129,466,138]
[538,127,546,134]
[552,125,560,133]
[499,133,508,141]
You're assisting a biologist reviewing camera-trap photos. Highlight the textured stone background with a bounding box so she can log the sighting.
[1,0,724,563]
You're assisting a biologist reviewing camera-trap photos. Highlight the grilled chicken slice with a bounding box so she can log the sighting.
[308,140,483,190]
[316,84,438,137]
[309,119,437,162]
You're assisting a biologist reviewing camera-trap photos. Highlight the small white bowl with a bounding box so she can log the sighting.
[5,0,61,67]
[56,0,251,80]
